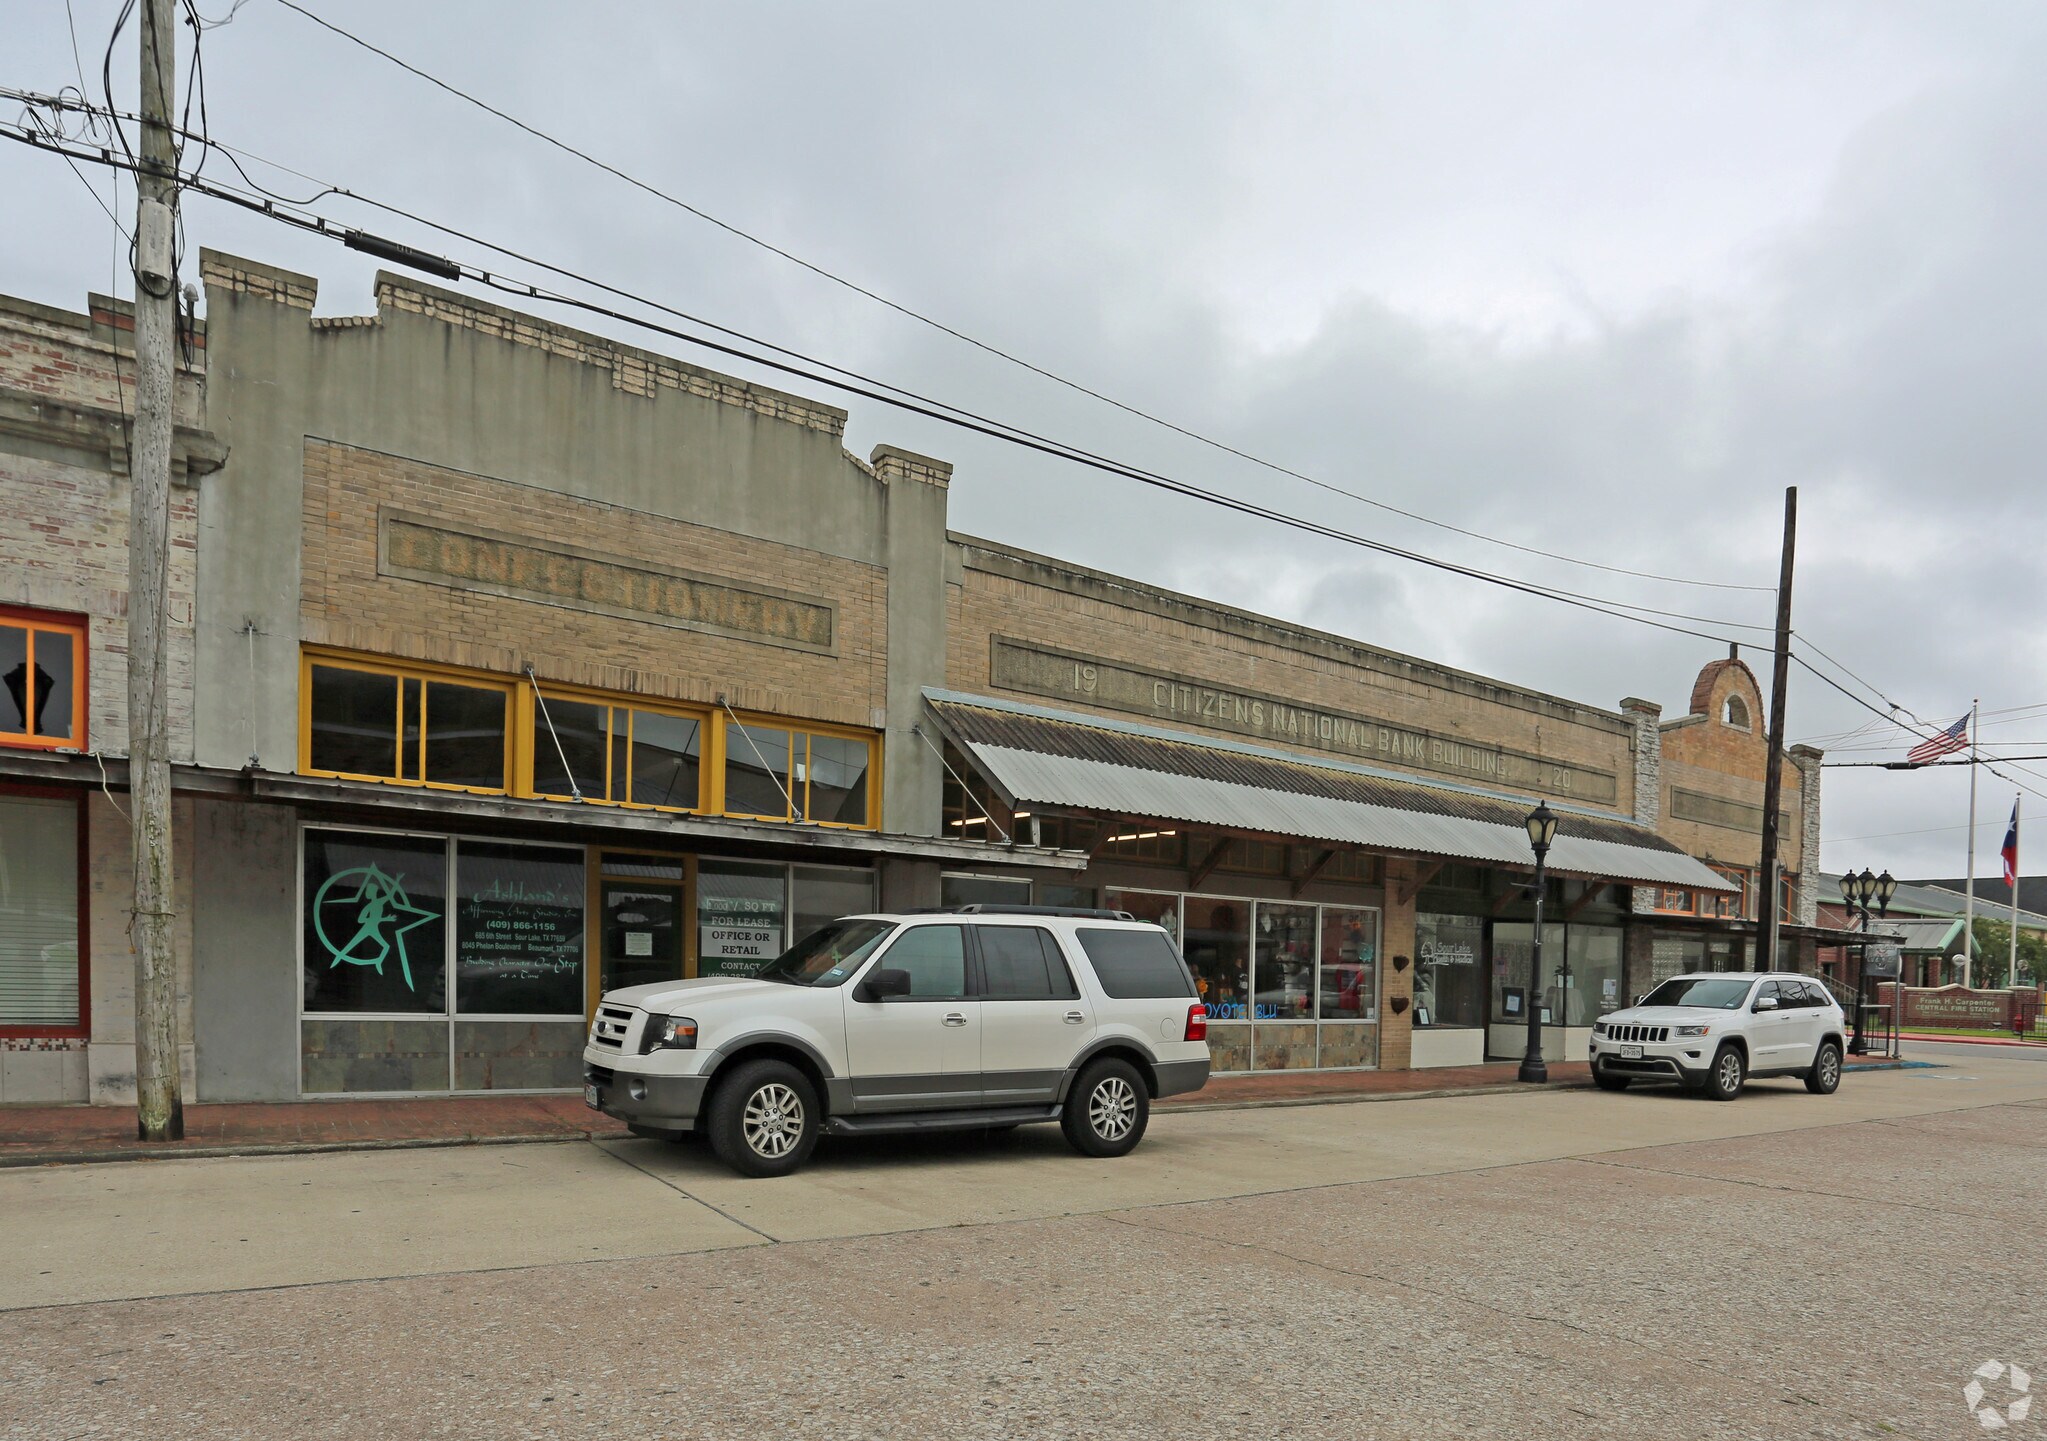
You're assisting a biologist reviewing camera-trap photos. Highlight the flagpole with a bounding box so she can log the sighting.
[2011,795,2022,991]
[1964,698,1979,987]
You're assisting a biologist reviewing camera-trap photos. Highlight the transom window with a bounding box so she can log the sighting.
[0,609,87,751]
[298,650,878,829]
[303,657,511,793]
[531,696,704,811]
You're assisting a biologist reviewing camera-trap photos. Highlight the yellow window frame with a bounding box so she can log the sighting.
[710,711,881,831]
[525,684,711,814]
[299,649,515,796]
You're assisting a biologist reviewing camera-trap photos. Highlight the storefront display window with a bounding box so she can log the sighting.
[1254,902,1317,1020]
[1414,912,1483,1028]
[792,865,877,947]
[697,860,786,978]
[1566,925,1624,1024]
[0,792,83,1031]
[302,829,449,1014]
[1,609,86,750]
[454,842,584,1015]
[1320,908,1377,1021]
[1491,922,1567,1026]
[1182,896,1250,1019]
[1104,889,1179,939]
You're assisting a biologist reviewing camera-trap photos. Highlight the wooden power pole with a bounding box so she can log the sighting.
[1755,486,1797,974]
[130,0,184,1140]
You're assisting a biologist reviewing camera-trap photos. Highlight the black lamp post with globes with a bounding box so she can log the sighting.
[1842,866,1897,1055]
[1518,801,1561,1085]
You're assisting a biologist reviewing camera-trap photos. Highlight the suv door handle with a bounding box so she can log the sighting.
[1064,1011,1086,1024]
[942,1012,968,1027]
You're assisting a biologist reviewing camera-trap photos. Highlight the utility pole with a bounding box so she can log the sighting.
[1755,486,1797,973]
[130,0,184,1141]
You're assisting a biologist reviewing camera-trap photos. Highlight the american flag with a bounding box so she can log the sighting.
[1906,714,1970,765]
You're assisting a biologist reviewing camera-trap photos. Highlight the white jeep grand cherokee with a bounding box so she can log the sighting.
[1589,971,1847,1101]
[583,906,1212,1176]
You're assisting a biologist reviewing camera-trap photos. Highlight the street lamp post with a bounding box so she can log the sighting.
[1843,867,1897,1055]
[1518,801,1560,1085]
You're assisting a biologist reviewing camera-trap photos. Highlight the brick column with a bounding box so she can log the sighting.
[1790,744,1824,926]
[1379,857,1418,1069]
[1620,696,1663,915]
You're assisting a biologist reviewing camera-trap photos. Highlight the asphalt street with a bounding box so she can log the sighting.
[4,1052,2044,1440]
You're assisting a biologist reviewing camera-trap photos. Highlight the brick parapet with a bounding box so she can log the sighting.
[197,250,318,311]
[870,445,953,489]
[366,271,849,438]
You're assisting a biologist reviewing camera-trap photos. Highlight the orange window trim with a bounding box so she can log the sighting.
[0,607,89,752]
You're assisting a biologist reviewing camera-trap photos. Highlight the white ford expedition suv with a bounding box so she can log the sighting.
[1589,971,1847,1100]
[583,906,1212,1176]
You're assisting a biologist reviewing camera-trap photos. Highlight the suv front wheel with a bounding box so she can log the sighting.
[1062,1057,1150,1158]
[1703,1044,1746,1101]
[707,1059,820,1178]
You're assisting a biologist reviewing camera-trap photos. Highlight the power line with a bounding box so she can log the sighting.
[0,112,1778,653]
[263,0,1776,598]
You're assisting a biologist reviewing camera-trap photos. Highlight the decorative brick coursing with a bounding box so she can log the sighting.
[1790,744,1824,926]
[300,440,889,730]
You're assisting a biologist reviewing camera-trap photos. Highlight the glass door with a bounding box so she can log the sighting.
[597,853,689,1001]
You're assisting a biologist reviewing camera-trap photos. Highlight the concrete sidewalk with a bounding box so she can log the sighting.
[0,1054,1908,1167]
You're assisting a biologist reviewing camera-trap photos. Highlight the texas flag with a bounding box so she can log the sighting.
[2002,799,2020,888]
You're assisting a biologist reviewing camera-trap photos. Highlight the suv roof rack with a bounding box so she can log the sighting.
[908,904,1139,921]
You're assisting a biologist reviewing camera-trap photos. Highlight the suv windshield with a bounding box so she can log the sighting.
[754,919,896,988]
[1640,977,1755,1010]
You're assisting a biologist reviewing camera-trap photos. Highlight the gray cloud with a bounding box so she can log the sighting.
[9,0,2046,877]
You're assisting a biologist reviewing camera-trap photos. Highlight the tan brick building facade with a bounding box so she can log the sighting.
[0,251,1822,1104]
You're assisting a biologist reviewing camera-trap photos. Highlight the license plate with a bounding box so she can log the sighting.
[1621,1045,1643,1060]
[584,1083,601,1109]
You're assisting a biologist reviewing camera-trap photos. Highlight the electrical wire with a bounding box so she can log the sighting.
[265,0,1775,597]
[0,111,1780,651]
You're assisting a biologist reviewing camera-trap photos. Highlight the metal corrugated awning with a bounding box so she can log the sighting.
[924,688,1737,892]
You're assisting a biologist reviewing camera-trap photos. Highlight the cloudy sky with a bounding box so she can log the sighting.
[9,1,2046,882]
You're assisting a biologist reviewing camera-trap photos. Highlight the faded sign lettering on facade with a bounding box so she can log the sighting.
[381,511,836,653]
[989,639,1618,803]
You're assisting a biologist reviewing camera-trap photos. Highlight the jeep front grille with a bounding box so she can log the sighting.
[1607,1024,1669,1043]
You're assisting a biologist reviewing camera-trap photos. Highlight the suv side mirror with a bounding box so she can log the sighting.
[856,967,912,1003]
[1753,995,1778,1011]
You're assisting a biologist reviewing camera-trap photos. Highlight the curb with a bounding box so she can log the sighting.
[0,1058,1923,1167]
[0,1128,626,1171]
[1894,1032,2047,1049]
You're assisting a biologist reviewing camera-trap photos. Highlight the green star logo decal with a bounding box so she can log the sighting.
[312,864,439,991]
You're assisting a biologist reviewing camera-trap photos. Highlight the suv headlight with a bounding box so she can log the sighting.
[641,1015,699,1052]
[1591,1022,1607,1037]
[1673,1023,1711,1038]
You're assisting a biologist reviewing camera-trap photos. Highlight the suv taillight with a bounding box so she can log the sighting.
[1184,1002,1207,1042]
